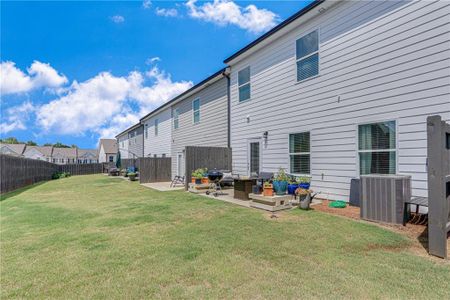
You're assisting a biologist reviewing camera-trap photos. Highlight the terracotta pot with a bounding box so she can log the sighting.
[263,186,273,197]
[191,177,196,184]
[202,177,209,184]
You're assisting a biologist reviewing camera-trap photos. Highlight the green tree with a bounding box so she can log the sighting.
[53,142,71,148]
[1,137,20,144]
[26,140,37,146]
[43,143,53,146]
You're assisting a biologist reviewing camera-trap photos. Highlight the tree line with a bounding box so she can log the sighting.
[0,137,78,148]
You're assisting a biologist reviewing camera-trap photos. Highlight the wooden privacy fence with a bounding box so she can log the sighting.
[119,159,140,170]
[58,163,104,176]
[138,157,171,183]
[427,115,450,258]
[184,146,232,190]
[1,154,107,194]
[1,154,57,194]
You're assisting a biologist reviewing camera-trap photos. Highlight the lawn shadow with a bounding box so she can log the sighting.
[417,226,429,252]
[0,181,49,202]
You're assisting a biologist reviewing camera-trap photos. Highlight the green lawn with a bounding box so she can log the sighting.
[1,175,449,299]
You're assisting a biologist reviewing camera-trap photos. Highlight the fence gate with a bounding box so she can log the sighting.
[427,115,450,258]
[138,157,171,183]
[184,146,232,190]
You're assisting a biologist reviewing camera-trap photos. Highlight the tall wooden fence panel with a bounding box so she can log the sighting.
[58,163,104,176]
[138,157,171,183]
[427,115,450,258]
[184,146,232,190]
[0,154,57,194]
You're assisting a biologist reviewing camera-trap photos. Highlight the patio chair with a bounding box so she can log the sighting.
[170,176,185,187]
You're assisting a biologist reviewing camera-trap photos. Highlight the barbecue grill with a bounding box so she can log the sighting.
[205,169,226,197]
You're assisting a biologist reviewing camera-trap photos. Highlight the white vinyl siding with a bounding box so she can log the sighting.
[171,77,228,178]
[143,107,172,157]
[238,66,251,102]
[296,29,319,81]
[229,0,450,201]
[192,99,200,124]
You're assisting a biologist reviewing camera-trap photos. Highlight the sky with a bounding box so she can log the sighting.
[1,0,312,148]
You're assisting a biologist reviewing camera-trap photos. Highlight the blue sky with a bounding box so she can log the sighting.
[1,0,312,148]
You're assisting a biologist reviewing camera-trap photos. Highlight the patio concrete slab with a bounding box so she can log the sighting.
[141,182,184,192]
[200,189,252,208]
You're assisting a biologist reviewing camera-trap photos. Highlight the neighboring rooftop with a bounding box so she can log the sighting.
[99,139,117,154]
[78,149,98,157]
[52,147,77,158]
[0,143,26,156]
[24,146,54,157]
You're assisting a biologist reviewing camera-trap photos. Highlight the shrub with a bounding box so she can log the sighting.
[192,168,207,179]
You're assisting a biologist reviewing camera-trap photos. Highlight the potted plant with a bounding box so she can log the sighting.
[128,172,137,181]
[296,188,312,210]
[201,168,209,184]
[287,178,299,195]
[192,168,206,184]
[263,181,274,197]
[298,176,311,189]
[273,167,289,195]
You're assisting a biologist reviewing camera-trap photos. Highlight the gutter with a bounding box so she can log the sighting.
[222,68,231,148]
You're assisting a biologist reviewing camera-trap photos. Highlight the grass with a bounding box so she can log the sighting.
[1,175,449,299]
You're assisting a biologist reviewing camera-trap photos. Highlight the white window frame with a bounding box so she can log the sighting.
[145,124,148,139]
[192,98,200,124]
[154,119,159,136]
[237,65,251,102]
[288,131,311,175]
[356,119,398,176]
[295,28,320,83]
[173,108,179,129]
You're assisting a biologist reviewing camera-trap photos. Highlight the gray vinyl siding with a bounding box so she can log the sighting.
[171,77,228,178]
[129,126,144,158]
[143,108,172,157]
[117,134,129,159]
[229,0,450,201]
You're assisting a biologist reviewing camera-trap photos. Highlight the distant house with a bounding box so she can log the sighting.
[77,149,98,164]
[115,123,144,159]
[0,143,26,157]
[23,146,53,162]
[52,147,77,164]
[98,139,118,163]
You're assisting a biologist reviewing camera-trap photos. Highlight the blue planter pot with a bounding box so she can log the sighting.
[299,183,310,189]
[287,183,299,195]
[273,180,288,195]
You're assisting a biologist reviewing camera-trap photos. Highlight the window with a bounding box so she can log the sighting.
[153,154,157,158]
[109,155,114,162]
[162,154,166,158]
[238,66,251,102]
[192,99,200,124]
[154,119,159,136]
[145,124,148,139]
[289,132,310,174]
[358,121,396,175]
[296,30,319,82]
[173,108,179,129]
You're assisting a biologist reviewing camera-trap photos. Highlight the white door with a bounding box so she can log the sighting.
[177,152,185,177]
[247,139,262,176]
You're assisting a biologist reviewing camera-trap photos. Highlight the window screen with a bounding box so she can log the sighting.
[296,30,319,82]
[238,66,251,102]
[193,99,200,123]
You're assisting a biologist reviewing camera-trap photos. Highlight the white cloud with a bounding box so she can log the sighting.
[36,65,192,137]
[110,15,125,23]
[0,101,36,134]
[146,56,161,65]
[142,0,152,9]
[185,0,278,34]
[0,61,67,95]
[155,7,178,17]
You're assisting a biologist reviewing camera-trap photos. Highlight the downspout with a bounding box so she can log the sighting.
[223,67,231,148]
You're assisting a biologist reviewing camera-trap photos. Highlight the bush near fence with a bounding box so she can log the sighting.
[0,154,107,194]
